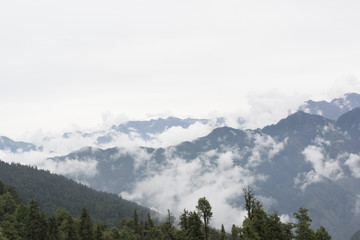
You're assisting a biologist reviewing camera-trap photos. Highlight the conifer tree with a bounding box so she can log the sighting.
[64,215,79,240]
[24,200,47,240]
[79,207,94,240]
[315,226,331,240]
[196,197,213,240]
[220,224,226,240]
[48,215,60,240]
[294,208,315,240]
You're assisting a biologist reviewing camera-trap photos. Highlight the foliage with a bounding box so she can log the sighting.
[0,160,153,226]
[0,176,332,240]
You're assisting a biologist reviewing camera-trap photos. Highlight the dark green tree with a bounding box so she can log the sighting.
[240,218,260,240]
[24,200,47,240]
[48,215,60,240]
[0,181,4,195]
[315,226,331,240]
[160,209,175,240]
[63,215,80,240]
[243,188,267,239]
[78,207,94,240]
[220,224,226,240]
[187,211,204,240]
[264,212,288,240]
[294,208,315,240]
[196,197,213,240]
[231,224,240,240]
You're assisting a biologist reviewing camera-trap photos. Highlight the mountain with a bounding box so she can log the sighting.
[350,228,360,240]
[50,108,360,240]
[0,136,38,153]
[96,116,241,145]
[300,93,360,120]
[0,160,154,226]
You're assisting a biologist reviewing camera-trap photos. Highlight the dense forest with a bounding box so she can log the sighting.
[0,161,152,226]
[0,178,332,240]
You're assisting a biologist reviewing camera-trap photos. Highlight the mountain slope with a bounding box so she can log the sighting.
[0,136,38,152]
[300,93,360,120]
[0,160,153,226]
[50,109,360,240]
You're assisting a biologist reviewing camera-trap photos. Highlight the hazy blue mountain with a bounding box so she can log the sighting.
[350,228,360,240]
[300,93,360,120]
[50,108,360,240]
[0,136,38,152]
[96,116,239,144]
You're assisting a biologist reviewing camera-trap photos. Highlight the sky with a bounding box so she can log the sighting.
[1,0,360,139]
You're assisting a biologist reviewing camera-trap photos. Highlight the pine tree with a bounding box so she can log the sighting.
[78,207,94,240]
[315,226,331,240]
[243,188,267,239]
[196,197,213,240]
[220,224,226,240]
[48,215,60,240]
[187,211,204,240]
[294,208,315,240]
[64,215,79,240]
[24,200,47,240]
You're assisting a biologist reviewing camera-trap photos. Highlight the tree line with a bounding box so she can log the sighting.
[0,180,331,240]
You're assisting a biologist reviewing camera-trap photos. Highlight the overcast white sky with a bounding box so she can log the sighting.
[1,0,360,138]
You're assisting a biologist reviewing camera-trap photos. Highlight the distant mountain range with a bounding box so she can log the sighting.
[2,93,360,239]
[50,107,360,240]
[300,92,360,120]
[0,136,39,152]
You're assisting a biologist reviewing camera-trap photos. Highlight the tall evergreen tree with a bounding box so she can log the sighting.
[243,188,267,239]
[64,215,79,240]
[78,207,94,240]
[48,215,60,240]
[187,211,204,240]
[220,224,226,240]
[196,197,213,240]
[294,208,315,240]
[315,226,331,240]
[24,200,47,240]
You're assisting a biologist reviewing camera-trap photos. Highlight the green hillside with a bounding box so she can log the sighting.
[0,160,152,226]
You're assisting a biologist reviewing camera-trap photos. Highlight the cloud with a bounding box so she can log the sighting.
[120,149,268,230]
[295,144,344,191]
[148,121,216,147]
[0,150,97,181]
[246,133,287,168]
[327,75,360,99]
[294,170,323,192]
[280,214,295,224]
[345,154,360,178]
[241,91,308,130]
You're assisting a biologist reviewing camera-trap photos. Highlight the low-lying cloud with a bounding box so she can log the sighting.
[295,143,344,191]
[345,154,360,178]
[121,149,268,230]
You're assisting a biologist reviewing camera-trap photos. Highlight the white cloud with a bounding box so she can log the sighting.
[246,133,286,168]
[0,150,97,180]
[280,214,295,224]
[241,91,308,130]
[295,145,344,191]
[294,170,323,192]
[120,149,267,230]
[345,154,360,178]
[148,121,215,147]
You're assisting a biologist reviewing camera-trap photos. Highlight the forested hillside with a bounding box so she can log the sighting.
[0,160,152,226]
[0,179,332,240]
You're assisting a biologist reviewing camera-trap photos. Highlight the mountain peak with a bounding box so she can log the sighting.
[262,111,332,138]
[336,107,360,135]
